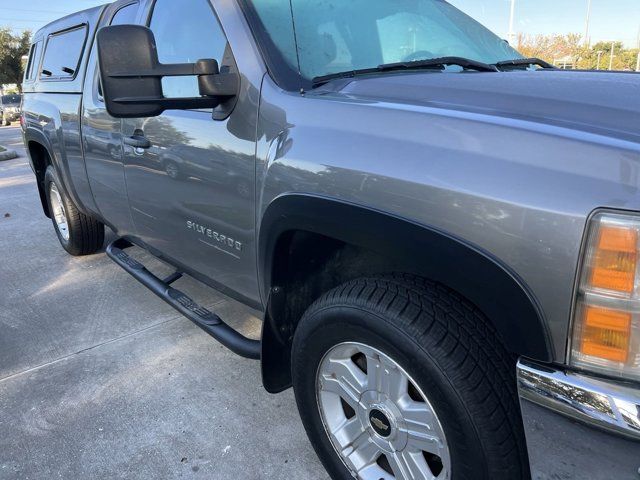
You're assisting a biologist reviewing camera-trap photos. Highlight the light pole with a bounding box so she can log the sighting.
[596,50,603,70]
[584,0,593,46]
[508,0,516,44]
[609,42,615,71]
[636,51,640,72]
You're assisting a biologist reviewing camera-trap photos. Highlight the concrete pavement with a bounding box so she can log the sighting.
[0,127,22,161]
[0,126,327,479]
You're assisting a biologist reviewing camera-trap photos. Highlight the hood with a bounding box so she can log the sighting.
[332,70,640,144]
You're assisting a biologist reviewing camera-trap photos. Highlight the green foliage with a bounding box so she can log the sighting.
[0,28,32,90]
[517,34,639,71]
[584,41,639,71]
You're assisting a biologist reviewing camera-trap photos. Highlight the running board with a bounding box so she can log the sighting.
[106,238,261,360]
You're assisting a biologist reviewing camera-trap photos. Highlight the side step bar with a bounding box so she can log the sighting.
[106,238,261,360]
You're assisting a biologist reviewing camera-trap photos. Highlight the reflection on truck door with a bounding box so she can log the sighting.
[121,0,260,302]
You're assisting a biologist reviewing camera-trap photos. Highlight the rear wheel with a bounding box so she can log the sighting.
[292,274,529,480]
[44,166,105,256]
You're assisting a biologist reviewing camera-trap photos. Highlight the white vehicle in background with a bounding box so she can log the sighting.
[0,94,22,126]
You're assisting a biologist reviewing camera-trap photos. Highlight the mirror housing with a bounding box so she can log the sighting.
[97,25,238,118]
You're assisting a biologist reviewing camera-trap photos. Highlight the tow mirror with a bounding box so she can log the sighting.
[97,25,238,118]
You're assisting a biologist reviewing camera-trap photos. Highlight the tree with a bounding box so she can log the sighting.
[516,33,639,71]
[516,33,585,66]
[0,28,31,91]
[586,41,639,71]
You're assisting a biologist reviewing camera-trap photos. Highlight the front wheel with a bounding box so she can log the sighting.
[44,166,105,256]
[292,275,529,480]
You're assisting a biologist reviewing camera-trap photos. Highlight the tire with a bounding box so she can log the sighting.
[292,274,529,480]
[44,166,105,256]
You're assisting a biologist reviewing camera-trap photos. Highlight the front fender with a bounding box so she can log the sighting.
[258,194,553,392]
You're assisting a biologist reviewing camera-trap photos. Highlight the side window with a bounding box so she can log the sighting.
[111,3,139,25]
[25,41,42,81]
[41,25,88,79]
[149,0,229,98]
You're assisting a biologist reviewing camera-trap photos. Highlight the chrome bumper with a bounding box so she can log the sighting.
[517,359,640,479]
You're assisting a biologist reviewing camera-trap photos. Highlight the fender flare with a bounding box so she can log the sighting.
[24,127,55,169]
[23,128,59,217]
[24,127,91,218]
[258,194,553,392]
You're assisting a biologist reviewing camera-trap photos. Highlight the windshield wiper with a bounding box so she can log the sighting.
[312,56,498,87]
[494,58,556,70]
[378,56,499,73]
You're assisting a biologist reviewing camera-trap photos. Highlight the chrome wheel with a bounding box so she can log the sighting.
[49,182,69,241]
[316,342,450,480]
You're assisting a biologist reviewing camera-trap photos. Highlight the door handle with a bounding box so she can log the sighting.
[124,131,151,149]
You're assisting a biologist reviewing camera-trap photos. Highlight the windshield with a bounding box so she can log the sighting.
[1,95,21,105]
[248,0,521,85]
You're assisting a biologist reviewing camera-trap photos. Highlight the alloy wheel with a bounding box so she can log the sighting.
[49,182,70,241]
[316,342,450,480]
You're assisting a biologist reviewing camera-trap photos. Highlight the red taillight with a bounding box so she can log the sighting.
[19,114,25,130]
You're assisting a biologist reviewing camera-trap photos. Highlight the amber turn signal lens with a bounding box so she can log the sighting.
[572,213,640,380]
[580,306,631,363]
[589,225,637,293]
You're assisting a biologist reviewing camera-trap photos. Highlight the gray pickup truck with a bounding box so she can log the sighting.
[21,1,640,479]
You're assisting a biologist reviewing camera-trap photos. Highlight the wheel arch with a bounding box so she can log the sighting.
[25,133,56,218]
[258,194,553,393]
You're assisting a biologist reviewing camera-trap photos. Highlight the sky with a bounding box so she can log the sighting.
[1,0,639,47]
[449,0,640,47]
[0,0,106,33]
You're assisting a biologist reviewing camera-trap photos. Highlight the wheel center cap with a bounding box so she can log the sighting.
[369,409,392,438]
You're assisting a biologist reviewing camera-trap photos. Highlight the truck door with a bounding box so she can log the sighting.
[82,2,140,236]
[122,0,260,303]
